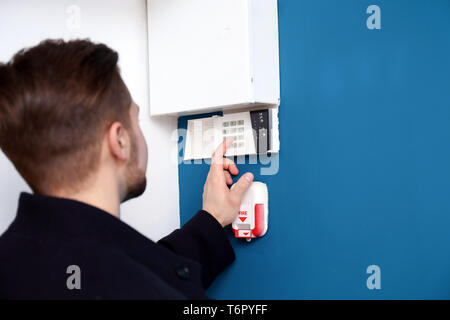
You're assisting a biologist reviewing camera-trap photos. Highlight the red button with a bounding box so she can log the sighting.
[253,204,264,237]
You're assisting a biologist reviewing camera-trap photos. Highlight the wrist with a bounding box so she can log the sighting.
[202,208,227,227]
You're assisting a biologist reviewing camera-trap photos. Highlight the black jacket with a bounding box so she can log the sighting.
[0,192,235,299]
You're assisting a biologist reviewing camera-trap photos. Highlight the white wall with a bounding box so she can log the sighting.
[0,0,180,241]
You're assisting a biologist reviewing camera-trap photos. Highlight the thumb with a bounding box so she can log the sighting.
[230,172,254,202]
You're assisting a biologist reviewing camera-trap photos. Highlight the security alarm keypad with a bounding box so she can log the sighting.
[184,108,279,160]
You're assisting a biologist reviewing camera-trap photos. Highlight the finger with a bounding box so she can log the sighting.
[224,171,233,185]
[212,137,233,168]
[230,172,254,202]
[223,157,239,176]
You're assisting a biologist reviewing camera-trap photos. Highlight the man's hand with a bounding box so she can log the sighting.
[202,137,254,227]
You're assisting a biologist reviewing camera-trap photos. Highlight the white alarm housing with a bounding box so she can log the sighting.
[147,0,280,116]
[231,181,268,242]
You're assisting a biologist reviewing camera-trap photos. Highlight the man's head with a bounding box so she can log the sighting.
[0,39,147,202]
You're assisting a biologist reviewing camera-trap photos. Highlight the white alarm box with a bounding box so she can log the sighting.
[147,0,280,116]
[231,182,269,242]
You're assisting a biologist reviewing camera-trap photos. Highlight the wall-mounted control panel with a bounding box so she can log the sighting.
[184,108,279,160]
[231,182,269,242]
[147,0,280,116]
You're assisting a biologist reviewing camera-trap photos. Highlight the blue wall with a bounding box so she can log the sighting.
[177,0,450,299]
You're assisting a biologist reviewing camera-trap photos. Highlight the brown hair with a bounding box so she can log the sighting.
[0,39,132,194]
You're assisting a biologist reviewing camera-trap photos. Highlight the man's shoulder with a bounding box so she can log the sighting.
[0,230,185,299]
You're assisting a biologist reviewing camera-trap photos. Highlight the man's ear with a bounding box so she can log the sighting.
[107,122,130,161]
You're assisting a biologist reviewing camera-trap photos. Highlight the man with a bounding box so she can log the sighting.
[0,39,254,299]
